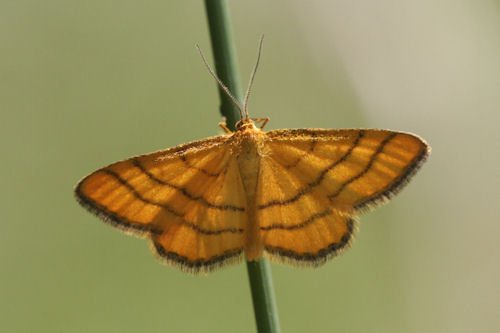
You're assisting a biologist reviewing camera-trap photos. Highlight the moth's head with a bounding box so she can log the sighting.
[235,118,257,132]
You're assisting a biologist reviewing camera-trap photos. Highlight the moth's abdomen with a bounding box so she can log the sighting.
[236,132,265,260]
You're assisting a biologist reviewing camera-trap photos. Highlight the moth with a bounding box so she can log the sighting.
[75,38,430,274]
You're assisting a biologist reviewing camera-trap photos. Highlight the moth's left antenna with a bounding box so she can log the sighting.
[196,44,244,120]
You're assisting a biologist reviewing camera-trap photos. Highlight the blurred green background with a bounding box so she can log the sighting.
[2,1,499,332]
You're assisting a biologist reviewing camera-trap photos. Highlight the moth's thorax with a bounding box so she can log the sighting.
[234,123,266,196]
[234,121,266,151]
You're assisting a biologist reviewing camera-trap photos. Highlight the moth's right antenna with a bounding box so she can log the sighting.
[243,35,264,119]
[196,44,244,120]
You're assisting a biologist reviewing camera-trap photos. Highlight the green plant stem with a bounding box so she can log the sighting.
[245,259,281,333]
[204,0,243,130]
[203,1,281,333]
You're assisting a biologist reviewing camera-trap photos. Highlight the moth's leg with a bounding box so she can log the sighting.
[253,118,269,130]
[219,119,233,134]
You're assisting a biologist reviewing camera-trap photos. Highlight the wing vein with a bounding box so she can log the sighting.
[260,209,331,231]
[131,158,245,212]
[328,132,397,201]
[99,169,243,234]
[353,138,429,210]
[258,130,364,209]
[179,153,222,177]
[281,132,318,169]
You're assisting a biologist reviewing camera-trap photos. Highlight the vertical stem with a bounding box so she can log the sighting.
[203,1,281,333]
[245,259,282,333]
[204,0,243,130]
